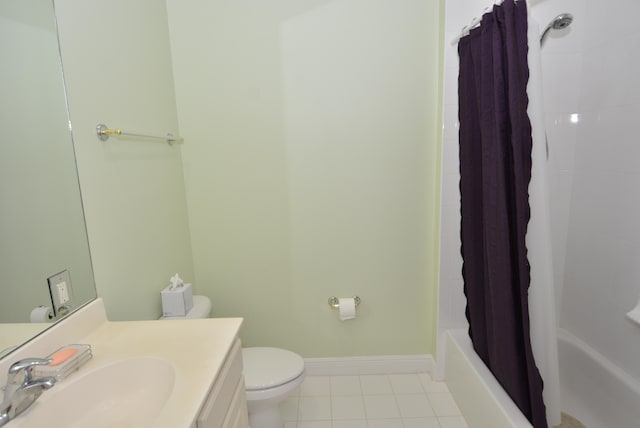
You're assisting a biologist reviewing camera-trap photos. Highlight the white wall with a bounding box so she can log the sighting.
[437,0,475,368]
[54,0,195,321]
[558,0,640,383]
[167,0,443,357]
[440,0,640,390]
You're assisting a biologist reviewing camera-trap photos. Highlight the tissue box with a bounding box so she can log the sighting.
[161,283,193,317]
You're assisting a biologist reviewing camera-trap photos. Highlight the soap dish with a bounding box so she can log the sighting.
[34,344,92,381]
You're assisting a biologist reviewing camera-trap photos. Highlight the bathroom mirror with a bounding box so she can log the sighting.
[0,0,97,357]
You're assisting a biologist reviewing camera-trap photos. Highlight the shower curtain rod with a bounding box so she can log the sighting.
[450,0,519,46]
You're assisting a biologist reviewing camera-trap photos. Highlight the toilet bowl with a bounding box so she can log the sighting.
[242,347,305,428]
[159,295,305,428]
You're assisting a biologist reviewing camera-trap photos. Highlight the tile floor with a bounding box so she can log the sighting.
[280,373,469,428]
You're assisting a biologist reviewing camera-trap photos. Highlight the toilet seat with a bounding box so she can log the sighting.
[242,347,305,391]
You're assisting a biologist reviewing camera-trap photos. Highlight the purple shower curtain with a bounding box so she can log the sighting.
[457,1,547,427]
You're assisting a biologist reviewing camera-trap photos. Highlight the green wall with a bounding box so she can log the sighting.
[52,0,443,356]
[55,0,195,321]
[167,0,443,357]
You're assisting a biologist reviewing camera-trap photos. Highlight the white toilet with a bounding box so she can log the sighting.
[160,295,305,428]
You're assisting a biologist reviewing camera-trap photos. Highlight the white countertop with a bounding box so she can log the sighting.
[84,317,243,427]
[0,299,243,428]
[0,323,49,358]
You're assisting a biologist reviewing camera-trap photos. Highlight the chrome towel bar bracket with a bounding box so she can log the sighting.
[96,123,183,145]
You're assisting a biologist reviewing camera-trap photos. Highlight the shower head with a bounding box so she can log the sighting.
[540,13,574,47]
[551,13,573,30]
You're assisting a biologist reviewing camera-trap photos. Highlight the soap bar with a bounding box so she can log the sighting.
[34,344,92,381]
[49,347,79,366]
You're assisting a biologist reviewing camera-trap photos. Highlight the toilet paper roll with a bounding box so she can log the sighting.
[339,298,356,321]
[30,306,52,323]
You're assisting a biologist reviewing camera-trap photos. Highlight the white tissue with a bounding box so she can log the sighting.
[627,298,640,326]
[169,273,184,290]
[339,298,356,321]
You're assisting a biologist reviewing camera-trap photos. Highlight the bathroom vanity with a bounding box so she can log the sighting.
[197,338,249,428]
[0,299,248,428]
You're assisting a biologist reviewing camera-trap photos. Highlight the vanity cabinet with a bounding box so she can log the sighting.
[196,338,249,428]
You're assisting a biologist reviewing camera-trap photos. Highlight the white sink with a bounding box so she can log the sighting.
[11,357,175,428]
[0,299,244,428]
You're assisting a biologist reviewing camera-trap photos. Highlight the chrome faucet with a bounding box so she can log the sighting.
[0,358,56,427]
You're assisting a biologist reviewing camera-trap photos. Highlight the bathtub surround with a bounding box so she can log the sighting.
[550,0,640,387]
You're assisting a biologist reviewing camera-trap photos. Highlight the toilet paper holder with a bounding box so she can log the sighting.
[328,296,361,308]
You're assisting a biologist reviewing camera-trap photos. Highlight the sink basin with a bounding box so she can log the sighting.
[11,357,175,428]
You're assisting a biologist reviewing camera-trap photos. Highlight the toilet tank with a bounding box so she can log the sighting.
[159,295,212,319]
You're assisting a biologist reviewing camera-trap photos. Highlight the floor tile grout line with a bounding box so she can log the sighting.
[291,373,467,427]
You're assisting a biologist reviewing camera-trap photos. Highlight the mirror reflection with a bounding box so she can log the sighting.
[0,0,97,356]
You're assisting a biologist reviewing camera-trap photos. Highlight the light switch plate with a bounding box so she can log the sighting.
[47,270,73,316]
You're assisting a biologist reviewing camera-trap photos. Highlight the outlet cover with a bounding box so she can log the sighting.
[47,270,73,316]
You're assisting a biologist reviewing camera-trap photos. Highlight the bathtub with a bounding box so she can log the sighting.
[445,328,640,428]
[557,328,640,428]
[445,329,532,428]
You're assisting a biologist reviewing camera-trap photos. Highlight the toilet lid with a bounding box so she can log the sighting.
[242,347,305,391]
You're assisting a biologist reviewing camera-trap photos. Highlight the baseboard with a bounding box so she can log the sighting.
[303,354,434,376]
